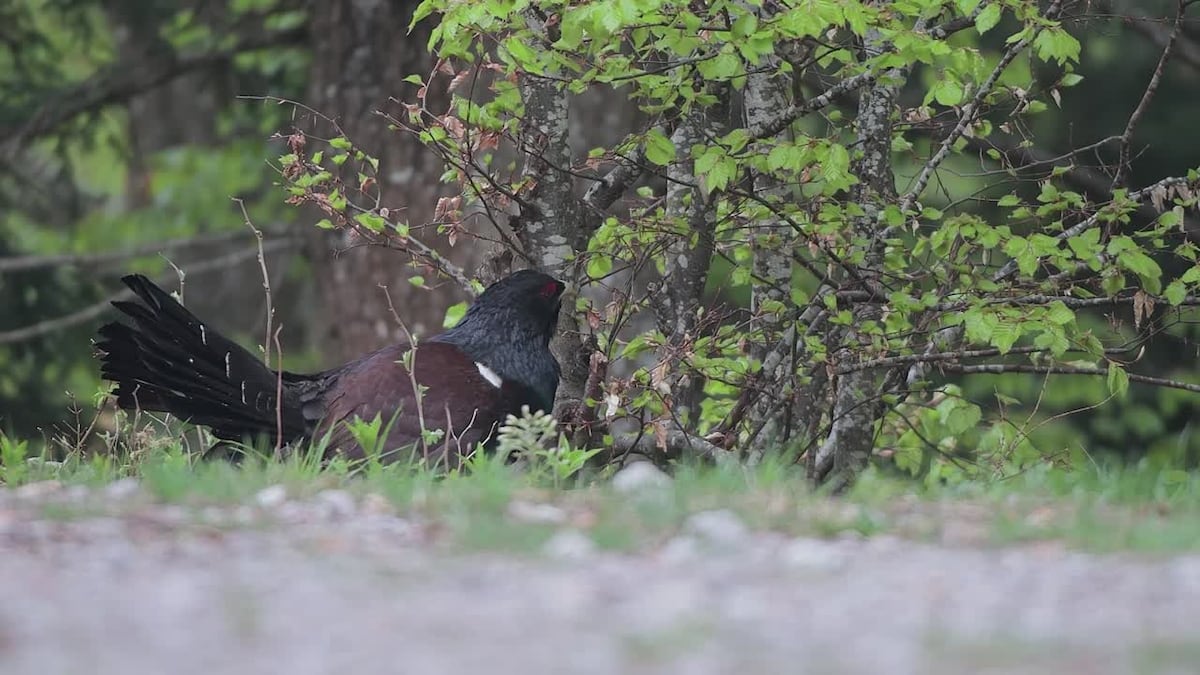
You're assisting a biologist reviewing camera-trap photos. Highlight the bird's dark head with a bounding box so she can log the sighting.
[471,269,565,342]
[431,269,566,412]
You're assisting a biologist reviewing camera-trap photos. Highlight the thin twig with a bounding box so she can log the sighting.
[272,325,285,456]
[900,1,1063,214]
[942,362,1200,394]
[234,200,275,363]
[837,343,1141,375]
[234,197,284,452]
[1113,0,1186,189]
[3,24,307,152]
[0,230,283,274]
[0,238,299,345]
[747,70,878,140]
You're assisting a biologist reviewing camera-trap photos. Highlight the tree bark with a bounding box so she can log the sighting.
[303,0,483,363]
[810,26,901,488]
[742,35,801,459]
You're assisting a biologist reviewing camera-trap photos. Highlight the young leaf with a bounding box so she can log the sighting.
[644,129,675,166]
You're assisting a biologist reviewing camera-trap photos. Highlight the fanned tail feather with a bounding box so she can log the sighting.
[95,274,309,445]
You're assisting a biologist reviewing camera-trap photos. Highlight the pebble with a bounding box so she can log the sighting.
[683,509,748,547]
[62,484,91,503]
[780,537,848,573]
[15,480,62,500]
[361,493,394,516]
[105,478,142,500]
[659,535,700,564]
[507,500,568,525]
[543,529,596,560]
[313,489,357,520]
[254,485,287,509]
[612,461,671,494]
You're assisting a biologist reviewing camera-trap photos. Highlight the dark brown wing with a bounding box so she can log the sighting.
[314,341,512,467]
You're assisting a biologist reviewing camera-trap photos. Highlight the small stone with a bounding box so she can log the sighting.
[231,506,256,525]
[255,484,287,509]
[275,501,310,523]
[104,478,141,500]
[200,506,226,524]
[543,529,596,560]
[507,500,567,525]
[314,489,356,519]
[659,535,699,564]
[683,509,748,547]
[361,492,394,516]
[780,537,848,573]
[15,480,62,500]
[62,484,91,503]
[612,461,671,494]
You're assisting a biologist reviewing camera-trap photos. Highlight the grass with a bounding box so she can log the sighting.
[7,427,1200,555]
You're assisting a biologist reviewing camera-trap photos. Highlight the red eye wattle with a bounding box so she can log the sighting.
[539,281,563,298]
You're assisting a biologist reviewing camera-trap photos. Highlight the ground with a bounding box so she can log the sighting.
[2,468,1200,675]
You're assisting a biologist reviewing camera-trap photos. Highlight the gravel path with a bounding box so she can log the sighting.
[2,483,1199,675]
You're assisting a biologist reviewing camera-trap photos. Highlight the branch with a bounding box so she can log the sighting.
[836,343,1142,375]
[610,428,727,464]
[927,9,982,40]
[1,24,307,151]
[933,292,1200,312]
[582,143,648,214]
[942,363,1200,394]
[1114,0,1200,71]
[996,173,1198,282]
[0,229,284,274]
[904,170,1198,387]
[1112,0,1185,189]
[747,70,877,141]
[899,1,1062,214]
[960,134,1191,227]
[367,223,477,296]
[0,237,300,345]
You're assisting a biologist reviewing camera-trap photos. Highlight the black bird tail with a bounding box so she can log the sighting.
[96,274,308,446]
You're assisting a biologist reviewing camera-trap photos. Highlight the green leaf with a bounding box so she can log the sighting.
[354,212,388,232]
[1034,28,1082,65]
[1107,362,1129,398]
[587,253,613,279]
[992,321,1020,355]
[975,4,1002,34]
[963,308,995,343]
[699,51,742,80]
[503,37,536,68]
[932,79,964,106]
[1044,301,1075,326]
[1163,280,1187,306]
[443,301,469,328]
[940,401,983,436]
[731,12,758,39]
[1118,249,1163,293]
[644,129,675,166]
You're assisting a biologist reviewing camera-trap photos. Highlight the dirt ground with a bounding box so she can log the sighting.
[2,483,1199,675]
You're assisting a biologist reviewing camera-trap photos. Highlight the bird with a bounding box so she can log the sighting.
[95,269,565,466]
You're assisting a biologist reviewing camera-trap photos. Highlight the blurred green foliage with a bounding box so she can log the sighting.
[0,0,310,436]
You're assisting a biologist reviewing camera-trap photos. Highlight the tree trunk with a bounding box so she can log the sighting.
[809,26,902,488]
[303,0,483,363]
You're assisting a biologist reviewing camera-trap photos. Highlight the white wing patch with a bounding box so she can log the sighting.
[475,362,503,389]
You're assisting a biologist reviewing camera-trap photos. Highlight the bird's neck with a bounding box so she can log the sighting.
[431,315,559,410]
